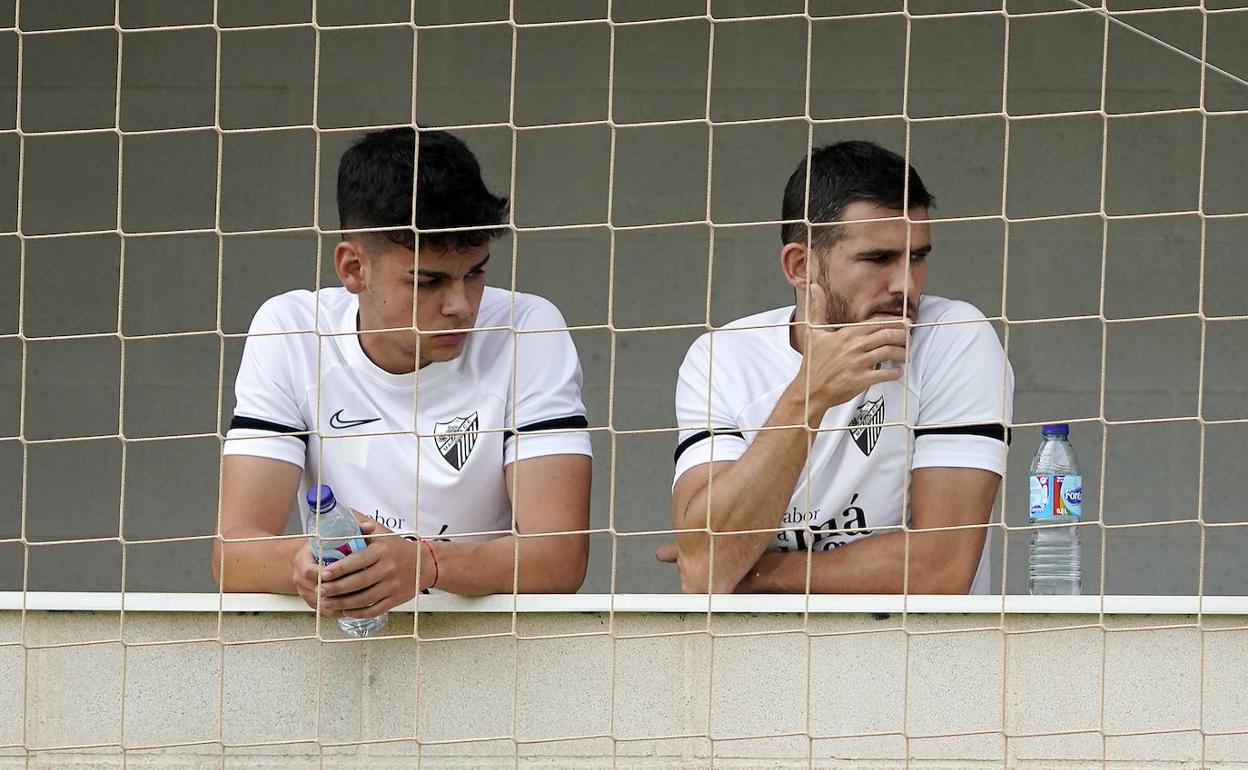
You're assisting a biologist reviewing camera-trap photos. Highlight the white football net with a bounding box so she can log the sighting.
[4,1,1247,767]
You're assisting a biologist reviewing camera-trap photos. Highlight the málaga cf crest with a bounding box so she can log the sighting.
[848,396,884,457]
[434,412,479,471]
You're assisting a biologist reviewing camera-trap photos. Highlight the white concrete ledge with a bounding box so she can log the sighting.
[2,603,1247,768]
[2,606,1247,768]
[1,591,1247,614]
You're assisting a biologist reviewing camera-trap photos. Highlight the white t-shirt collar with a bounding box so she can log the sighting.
[332,292,456,390]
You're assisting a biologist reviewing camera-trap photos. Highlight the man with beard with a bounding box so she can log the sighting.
[213,128,592,614]
[661,141,1014,594]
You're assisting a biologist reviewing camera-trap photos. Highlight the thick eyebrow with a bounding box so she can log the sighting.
[857,245,932,259]
[412,253,491,280]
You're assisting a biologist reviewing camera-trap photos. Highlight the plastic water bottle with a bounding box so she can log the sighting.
[1028,424,1083,595]
[306,484,389,637]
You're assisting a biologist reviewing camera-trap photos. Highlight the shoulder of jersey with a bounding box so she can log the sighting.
[915,294,989,325]
[476,286,570,330]
[251,287,353,333]
[722,306,791,330]
[690,306,793,354]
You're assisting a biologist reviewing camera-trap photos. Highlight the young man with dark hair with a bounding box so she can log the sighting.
[662,141,1014,594]
[213,128,592,613]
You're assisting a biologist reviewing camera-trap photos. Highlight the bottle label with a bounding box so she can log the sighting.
[311,536,366,565]
[1029,474,1082,520]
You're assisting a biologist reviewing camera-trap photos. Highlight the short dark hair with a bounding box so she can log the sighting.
[780,141,933,251]
[337,128,509,252]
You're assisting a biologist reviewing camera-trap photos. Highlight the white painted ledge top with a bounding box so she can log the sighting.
[1,592,1246,615]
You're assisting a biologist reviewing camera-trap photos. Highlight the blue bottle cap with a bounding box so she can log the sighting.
[306,484,336,514]
[1041,423,1070,436]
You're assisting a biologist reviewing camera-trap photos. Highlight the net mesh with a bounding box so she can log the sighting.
[3,0,1248,767]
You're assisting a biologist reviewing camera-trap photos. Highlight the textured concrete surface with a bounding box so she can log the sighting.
[2,609,1247,767]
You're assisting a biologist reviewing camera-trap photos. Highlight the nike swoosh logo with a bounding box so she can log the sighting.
[329,410,382,430]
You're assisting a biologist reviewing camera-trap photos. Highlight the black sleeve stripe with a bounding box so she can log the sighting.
[229,415,310,444]
[914,423,1011,445]
[673,428,745,464]
[504,415,590,441]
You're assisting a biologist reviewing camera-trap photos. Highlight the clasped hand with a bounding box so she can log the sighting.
[800,284,909,412]
[292,511,426,619]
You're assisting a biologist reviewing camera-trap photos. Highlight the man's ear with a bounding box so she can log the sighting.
[780,242,811,292]
[335,239,366,294]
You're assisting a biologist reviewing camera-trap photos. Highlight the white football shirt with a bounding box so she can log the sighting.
[224,286,592,542]
[673,295,1014,594]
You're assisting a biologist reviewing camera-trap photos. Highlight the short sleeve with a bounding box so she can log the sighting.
[673,333,749,485]
[504,299,593,465]
[912,304,1014,475]
[222,297,309,468]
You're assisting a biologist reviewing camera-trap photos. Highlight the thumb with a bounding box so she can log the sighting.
[807,283,829,329]
[350,508,385,535]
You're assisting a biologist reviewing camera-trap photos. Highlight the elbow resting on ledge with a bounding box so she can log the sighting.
[906,557,977,595]
[674,551,740,595]
[903,531,984,595]
[209,539,224,590]
[533,549,589,594]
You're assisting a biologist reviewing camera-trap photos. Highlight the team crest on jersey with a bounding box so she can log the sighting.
[434,412,479,471]
[848,396,884,457]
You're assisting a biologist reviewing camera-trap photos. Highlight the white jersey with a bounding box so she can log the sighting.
[224,286,592,542]
[673,295,1014,594]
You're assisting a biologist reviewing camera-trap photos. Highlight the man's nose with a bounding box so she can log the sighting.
[889,260,919,300]
[442,280,471,318]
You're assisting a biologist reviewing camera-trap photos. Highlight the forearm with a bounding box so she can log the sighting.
[215,455,305,594]
[677,380,827,593]
[212,529,304,594]
[428,531,588,596]
[739,466,1002,595]
[740,527,986,594]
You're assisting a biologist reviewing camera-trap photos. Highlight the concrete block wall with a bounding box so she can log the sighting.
[2,608,1248,768]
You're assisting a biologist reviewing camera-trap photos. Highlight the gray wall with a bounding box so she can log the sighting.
[0,0,1245,595]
